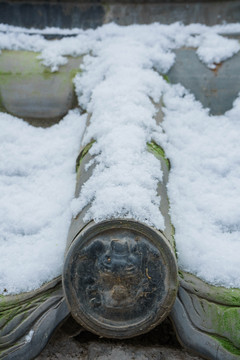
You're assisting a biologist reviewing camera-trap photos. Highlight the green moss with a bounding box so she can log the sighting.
[0,71,67,87]
[146,140,177,254]
[210,335,240,356]
[162,74,170,83]
[182,271,240,306]
[102,1,111,14]
[206,303,240,347]
[0,284,61,329]
[0,92,7,113]
[42,67,80,81]
[0,50,43,75]
[0,51,83,121]
[70,68,82,80]
[0,71,12,76]
[210,288,240,307]
[178,271,184,279]
[42,68,54,80]
[0,73,14,86]
[76,140,95,173]
[171,224,177,258]
[0,50,82,81]
[147,141,171,170]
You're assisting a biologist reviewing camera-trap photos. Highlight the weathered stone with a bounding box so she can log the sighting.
[0,51,82,124]
[63,104,178,339]
[1,1,240,29]
[36,333,203,360]
[0,278,69,360]
[171,272,240,360]
[88,343,202,360]
[168,48,240,115]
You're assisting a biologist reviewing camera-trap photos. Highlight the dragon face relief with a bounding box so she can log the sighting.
[63,222,177,338]
[87,238,155,311]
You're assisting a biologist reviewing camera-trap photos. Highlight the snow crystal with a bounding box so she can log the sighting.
[0,22,240,292]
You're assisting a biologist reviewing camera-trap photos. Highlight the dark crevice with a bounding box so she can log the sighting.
[73,316,181,348]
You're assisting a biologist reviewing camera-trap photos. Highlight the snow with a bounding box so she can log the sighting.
[25,329,34,343]
[0,111,86,294]
[163,86,240,288]
[0,22,240,71]
[0,22,240,293]
[196,32,240,69]
[71,37,166,229]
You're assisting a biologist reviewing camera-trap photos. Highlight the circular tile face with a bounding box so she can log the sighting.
[63,221,177,338]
